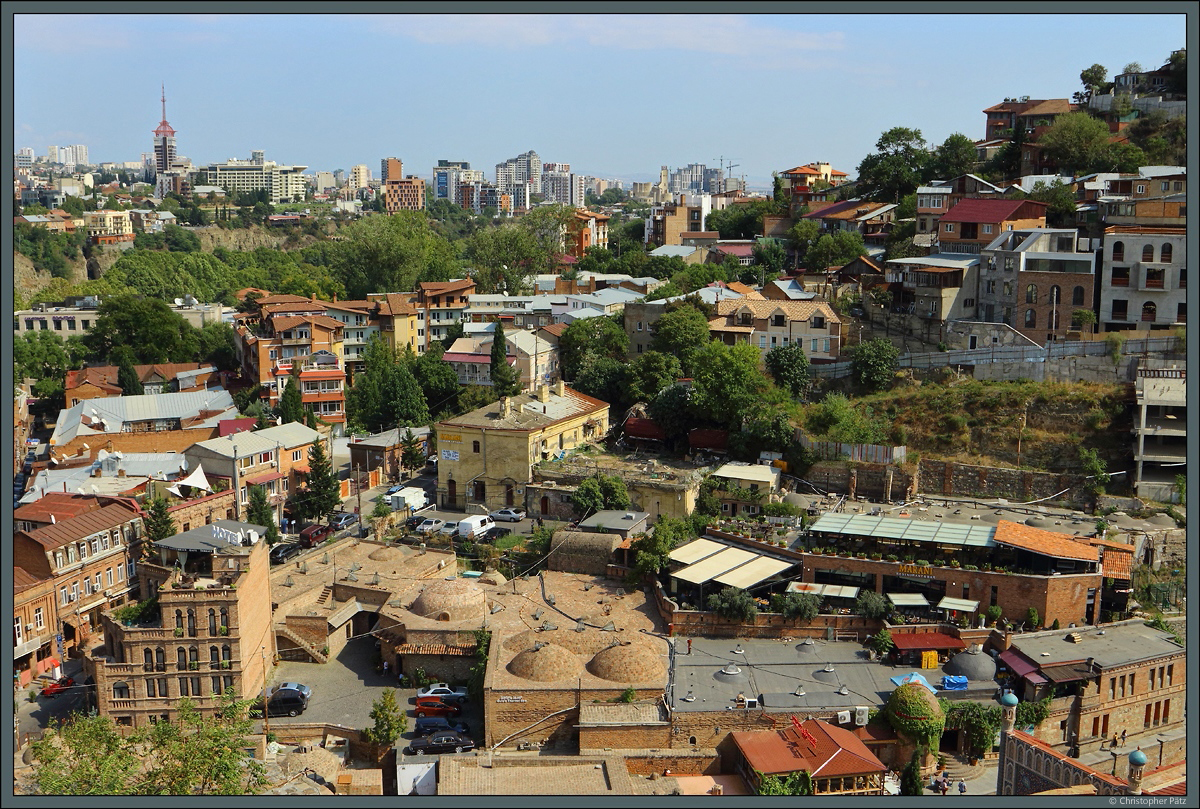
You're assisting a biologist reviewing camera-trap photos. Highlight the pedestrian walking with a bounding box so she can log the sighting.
[940,780,949,796]
[382,660,389,675]
[958,779,967,795]
[1120,729,1127,746]
[1113,733,1119,749]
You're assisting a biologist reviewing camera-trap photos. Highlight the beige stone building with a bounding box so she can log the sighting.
[434,382,609,512]
[84,522,276,730]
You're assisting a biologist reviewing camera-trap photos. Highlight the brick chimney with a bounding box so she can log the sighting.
[537,385,550,403]
[554,379,565,397]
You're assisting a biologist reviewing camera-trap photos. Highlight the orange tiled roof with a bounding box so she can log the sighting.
[714,298,841,324]
[393,643,474,656]
[269,314,345,332]
[732,719,886,779]
[1099,547,1133,580]
[263,301,331,315]
[994,520,1099,562]
[1019,99,1074,117]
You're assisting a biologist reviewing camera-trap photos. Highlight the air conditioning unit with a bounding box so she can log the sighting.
[855,706,870,726]
[104,590,112,597]
[25,624,35,632]
[744,697,758,709]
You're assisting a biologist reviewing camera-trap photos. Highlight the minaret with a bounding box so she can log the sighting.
[995,691,1019,795]
[1127,748,1147,795]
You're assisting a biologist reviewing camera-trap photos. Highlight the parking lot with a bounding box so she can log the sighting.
[265,635,483,748]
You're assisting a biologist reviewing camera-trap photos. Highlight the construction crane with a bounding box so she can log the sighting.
[713,156,740,191]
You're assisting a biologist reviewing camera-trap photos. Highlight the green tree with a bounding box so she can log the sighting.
[689,341,770,430]
[346,335,429,433]
[787,218,821,265]
[143,497,177,545]
[647,384,694,446]
[400,428,425,479]
[900,750,924,796]
[559,314,629,381]
[278,372,303,425]
[488,329,521,398]
[855,127,930,202]
[1025,179,1078,228]
[412,343,461,418]
[706,587,758,622]
[623,351,683,404]
[751,240,787,279]
[137,693,267,795]
[764,342,811,399]
[13,330,82,405]
[1039,111,1146,176]
[769,592,821,622]
[927,133,979,181]
[868,628,895,657]
[83,296,199,365]
[627,517,693,579]
[363,689,407,746]
[806,230,868,272]
[850,338,900,392]
[572,353,626,406]
[331,212,460,298]
[570,473,630,518]
[293,439,340,523]
[1079,446,1110,495]
[464,223,540,294]
[246,485,280,545]
[856,590,892,621]
[650,304,712,377]
[1079,63,1108,102]
[31,712,143,794]
[757,771,814,795]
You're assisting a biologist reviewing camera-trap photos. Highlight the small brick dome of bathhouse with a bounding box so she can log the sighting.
[408,578,487,622]
[506,642,582,682]
[586,642,665,683]
[944,646,997,681]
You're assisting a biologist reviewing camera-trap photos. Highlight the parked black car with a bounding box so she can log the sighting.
[404,731,475,756]
[413,716,470,738]
[251,687,310,718]
[269,543,303,565]
[480,525,512,542]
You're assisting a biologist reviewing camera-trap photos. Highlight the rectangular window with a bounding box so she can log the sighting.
[1119,675,1125,698]
[1111,300,1128,320]
[1166,664,1173,686]
[106,568,113,587]
[70,582,78,602]
[117,565,124,582]
[126,560,135,579]
[34,607,44,630]
[758,335,767,349]
[1145,704,1153,728]
[1136,184,1146,194]
[811,338,819,352]
[1109,678,1116,700]
[147,679,157,698]
[1162,699,1169,722]
[212,677,223,695]
[259,452,272,465]
[101,535,109,550]
[179,678,189,697]
[84,578,92,596]
[823,338,831,353]
[94,573,102,592]
[944,223,955,233]
[60,587,69,606]
[1153,701,1161,725]
[292,450,302,462]
[1101,713,1109,738]
[636,321,643,332]
[983,224,994,235]
[1091,716,1100,738]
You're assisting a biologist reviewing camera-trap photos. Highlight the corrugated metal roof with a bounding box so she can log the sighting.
[23,502,141,548]
[810,513,996,547]
[190,422,321,459]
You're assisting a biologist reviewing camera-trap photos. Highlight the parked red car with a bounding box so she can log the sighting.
[415,695,463,719]
[40,676,74,697]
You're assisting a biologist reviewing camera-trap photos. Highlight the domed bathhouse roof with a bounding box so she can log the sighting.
[368,546,401,562]
[408,578,488,622]
[944,646,997,681]
[506,642,582,682]
[586,642,665,683]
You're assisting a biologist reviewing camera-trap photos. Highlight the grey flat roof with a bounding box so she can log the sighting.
[579,510,649,532]
[1009,620,1183,668]
[157,519,267,553]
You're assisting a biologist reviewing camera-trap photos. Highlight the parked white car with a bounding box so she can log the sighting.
[417,518,445,535]
[415,683,469,704]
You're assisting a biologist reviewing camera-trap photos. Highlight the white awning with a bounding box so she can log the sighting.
[787,582,824,595]
[823,584,861,600]
[174,464,213,492]
[713,556,792,589]
[887,592,930,607]
[674,547,757,585]
[668,538,726,566]
[784,582,860,599]
[937,596,980,613]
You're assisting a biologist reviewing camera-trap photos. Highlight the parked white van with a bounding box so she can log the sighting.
[456,515,495,540]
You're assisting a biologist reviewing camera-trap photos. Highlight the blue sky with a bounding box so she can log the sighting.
[13,12,1186,189]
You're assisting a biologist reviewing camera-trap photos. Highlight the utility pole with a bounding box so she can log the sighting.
[356,463,363,521]
[260,646,270,737]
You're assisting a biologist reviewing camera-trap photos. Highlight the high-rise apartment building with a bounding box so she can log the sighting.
[350,164,371,189]
[380,157,403,183]
[313,171,336,193]
[432,160,485,207]
[15,149,33,170]
[496,150,542,194]
[381,158,426,213]
[668,163,725,194]
[541,168,586,207]
[204,152,308,204]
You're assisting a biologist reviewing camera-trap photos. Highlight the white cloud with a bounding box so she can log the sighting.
[376,14,844,59]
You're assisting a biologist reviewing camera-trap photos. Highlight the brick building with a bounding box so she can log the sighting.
[14,567,59,688]
[84,522,276,730]
[13,496,145,661]
[730,718,887,795]
[64,362,218,406]
[997,620,1185,759]
[804,515,1103,629]
[938,198,1047,255]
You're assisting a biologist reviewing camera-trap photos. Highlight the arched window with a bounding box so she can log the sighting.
[1025,284,1038,304]
[210,646,220,666]
[1160,243,1172,263]
[175,610,183,630]
[144,648,154,668]
[1072,286,1085,306]
[186,609,196,637]
[155,647,165,668]
[1142,301,1157,322]
[1025,309,1037,328]
[1142,244,1154,262]
[222,644,232,663]
[177,647,188,669]
[1111,241,1124,261]
[208,609,217,635]
[113,681,130,699]
[189,646,199,664]
[219,608,229,632]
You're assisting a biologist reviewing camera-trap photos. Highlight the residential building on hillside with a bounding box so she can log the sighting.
[83,209,134,245]
[185,422,323,526]
[937,198,1047,254]
[366,292,421,355]
[1099,195,1186,229]
[568,208,610,256]
[443,328,558,391]
[204,151,308,204]
[885,254,982,328]
[14,567,57,688]
[1097,226,1185,332]
[802,199,896,245]
[417,279,476,350]
[624,287,747,357]
[979,228,1095,342]
[233,297,346,432]
[380,157,425,212]
[435,382,609,512]
[707,298,841,362]
[645,194,711,247]
[914,174,1005,236]
[982,98,1076,141]
[65,363,218,405]
[496,150,542,194]
[14,496,145,663]
[322,299,380,378]
[84,522,275,731]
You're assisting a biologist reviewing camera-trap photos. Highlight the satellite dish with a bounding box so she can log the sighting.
[180,458,188,471]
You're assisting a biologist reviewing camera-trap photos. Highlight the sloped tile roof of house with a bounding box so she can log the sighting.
[420,279,475,295]
[993,520,1099,562]
[714,298,840,323]
[22,501,142,549]
[939,198,1046,224]
[268,314,345,332]
[1020,99,1074,117]
[732,719,885,778]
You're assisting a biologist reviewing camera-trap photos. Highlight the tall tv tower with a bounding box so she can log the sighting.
[151,83,177,179]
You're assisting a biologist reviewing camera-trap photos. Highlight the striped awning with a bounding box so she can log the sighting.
[937,596,980,613]
[674,547,757,585]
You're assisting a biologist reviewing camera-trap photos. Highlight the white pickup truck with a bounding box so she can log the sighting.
[388,487,431,513]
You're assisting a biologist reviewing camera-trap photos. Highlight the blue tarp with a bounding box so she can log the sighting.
[941,675,969,691]
[890,672,937,693]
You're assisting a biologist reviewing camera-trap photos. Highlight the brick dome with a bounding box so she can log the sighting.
[408,578,487,622]
[368,546,400,561]
[506,642,581,682]
[586,642,665,683]
[504,629,609,655]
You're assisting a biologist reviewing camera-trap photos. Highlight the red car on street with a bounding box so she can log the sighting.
[40,676,74,697]
[415,695,463,719]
